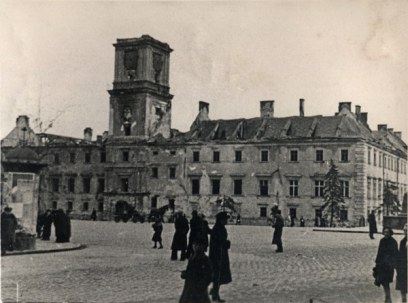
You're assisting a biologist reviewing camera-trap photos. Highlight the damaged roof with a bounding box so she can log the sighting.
[185,115,375,142]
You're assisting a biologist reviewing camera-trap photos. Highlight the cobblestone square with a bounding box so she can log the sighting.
[1,220,404,303]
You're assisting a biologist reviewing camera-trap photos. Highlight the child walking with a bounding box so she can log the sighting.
[152,218,163,249]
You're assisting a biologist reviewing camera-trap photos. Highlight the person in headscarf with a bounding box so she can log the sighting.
[1,207,18,255]
[209,212,232,302]
[179,238,213,303]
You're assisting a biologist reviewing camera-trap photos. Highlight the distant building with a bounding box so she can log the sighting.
[2,35,407,225]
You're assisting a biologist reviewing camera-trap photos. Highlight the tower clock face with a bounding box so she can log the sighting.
[124,50,138,70]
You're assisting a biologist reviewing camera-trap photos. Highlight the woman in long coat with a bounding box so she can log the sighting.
[179,238,213,303]
[171,212,189,260]
[396,223,407,303]
[209,212,232,302]
[375,227,399,303]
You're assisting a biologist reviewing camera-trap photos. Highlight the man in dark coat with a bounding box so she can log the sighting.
[209,211,232,302]
[186,210,202,258]
[396,223,407,303]
[368,210,378,239]
[179,238,213,303]
[54,209,71,243]
[42,210,53,240]
[272,209,284,253]
[171,211,189,261]
[1,207,18,255]
[374,227,399,303]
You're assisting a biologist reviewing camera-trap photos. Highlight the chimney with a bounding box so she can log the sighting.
[355,105,361,120]
[388,128,394,132]
[96,135,102,143]
[84,127,93,142]
[198,101,210,121]
[260,100,274,118]
[338,102,352,112]
[102,131,109,140]
[16,115,30,129]
[299,99,305,117]
[394,131,402,138]
[360,113,368,124]
[378,124,387,131]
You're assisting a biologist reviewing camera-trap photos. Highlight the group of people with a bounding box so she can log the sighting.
[151,210,232,302]
[37,209,71,243]
[374,224,407,303]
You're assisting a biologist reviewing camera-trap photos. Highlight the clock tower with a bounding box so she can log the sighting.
[108,35,173,138]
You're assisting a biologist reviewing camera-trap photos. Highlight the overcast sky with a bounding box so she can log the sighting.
[1,1,407,143]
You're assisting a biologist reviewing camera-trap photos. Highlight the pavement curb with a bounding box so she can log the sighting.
[2,243,86,257]
[313,228,404,235]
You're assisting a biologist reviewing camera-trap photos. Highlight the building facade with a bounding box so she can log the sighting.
[2,35,407,225]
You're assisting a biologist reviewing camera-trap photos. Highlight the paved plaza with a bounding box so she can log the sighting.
[1,220,404,303]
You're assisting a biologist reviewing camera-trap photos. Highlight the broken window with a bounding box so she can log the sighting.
[52,178,60,192]
[85,152,91,164]
[235,150,242,162]
[68,178,75,193]
[191,178,200,195]
[211,179,220,195]
[340,149,349,162]
[234,179,242,195]
[152,167,158,178]
[169,167,176,179]
[290,150,298,162]
[315,150,323,162]
[122,150,129,162]
[193,151,200,162]
[261,150,269,162]
[213,151,220,163]
[83,177,91,193]
[121,178,129,192]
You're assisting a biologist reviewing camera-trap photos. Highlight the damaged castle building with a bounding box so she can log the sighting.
[2,35,407,224]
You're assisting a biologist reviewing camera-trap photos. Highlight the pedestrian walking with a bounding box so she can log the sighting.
[368,210,378,239]
[272,209,284,253]
[209,211,232,302]
[90,208,97,221]
[179,238,213,303]
[186,210,202,258]
[373,227,398,303]
[152,218,163,249]
[171,211,189,261]
[300,216,305,227]
[42,209,53,240]
[396,224,407,303]
[199,214,211,252]
[1,207,18,255]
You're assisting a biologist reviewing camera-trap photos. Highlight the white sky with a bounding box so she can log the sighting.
[1,1,407,143]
